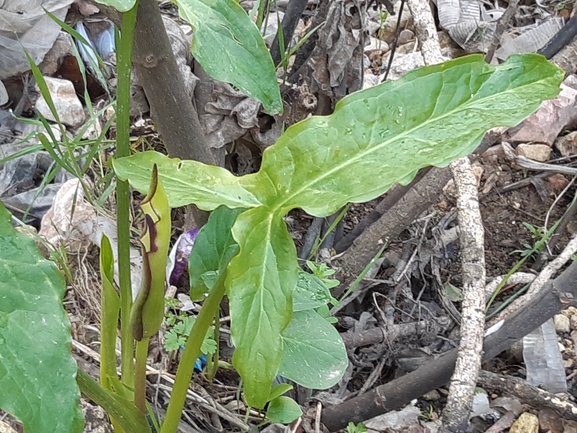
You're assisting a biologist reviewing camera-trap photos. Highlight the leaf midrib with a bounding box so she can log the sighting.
[159,171,261,208]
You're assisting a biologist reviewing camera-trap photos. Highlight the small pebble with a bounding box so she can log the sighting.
[510,413,539,433]
[422,390,440,401]
[554,314,571,334]
[516,143,551,162]
[398,29,414,45]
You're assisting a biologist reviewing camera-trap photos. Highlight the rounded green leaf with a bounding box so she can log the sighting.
[279,310,348,389]
[266,396,302,424]
[0,203,84,432]
[189,206,243,300]
[176,0,282,114]
[293,269,333,312]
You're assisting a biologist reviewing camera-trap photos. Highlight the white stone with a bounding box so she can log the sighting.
[555,314,571,334]
[398,29,415,45]
[516,143,551,162]
[35,77,85,128]
[366,36,390,52]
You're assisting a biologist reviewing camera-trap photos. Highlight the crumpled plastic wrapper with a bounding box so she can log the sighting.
[39,178,142,296]
[0,141,72,224]
[0,0,74,79]
[437,0,564,57]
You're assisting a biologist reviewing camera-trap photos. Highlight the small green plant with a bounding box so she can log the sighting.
[487,220,560,311]
[512,222,547,257]
[164,310,217,354]
[304,261,340,323]
[376,9,389,41]
[347,421,368,433]
[306,260,340,291]
[556,0,570,10]
[276,21,323,79]
[420,405,437,421]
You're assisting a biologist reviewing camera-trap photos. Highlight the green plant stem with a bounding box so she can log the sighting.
[206,311,220,381]
[256,0,267,29]
[134,337,150,413]
[486,282,530,320]
[337,242,388,303]
[116,2,139,388]
[77,367,152,433]
[310,204,350,259]
[161,272,228,433]
[485,220,560,311]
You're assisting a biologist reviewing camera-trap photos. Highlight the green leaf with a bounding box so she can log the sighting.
[315,304,338,324]
[175,0,282,114]
[0,202,84,432]
[279,310,348,389]
[347,422,368,433]
[189,206,244,300]
[269,383,293,401]
[76,368,151,433]
[165,331,182,352]
[99,235,123,396]
[201,335,218,354]
[226,207,298,408]
[92,0,136,12]
[130,165,171,340]
[266,396,302,424]
[246,54,563,215]
[444,282,463,302]
[113,151,261,210]
[293,269,333,312]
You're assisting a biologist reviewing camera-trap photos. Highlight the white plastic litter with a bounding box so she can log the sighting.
[523,318,567,393]
[0,0,74,79]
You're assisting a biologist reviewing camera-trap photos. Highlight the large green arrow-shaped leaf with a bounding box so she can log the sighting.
[246,54,563,215]
[113,151,261,210]
[176,0,282,114]
[0,202,84,432]
[226,207,298,408]
[114,54,563,408]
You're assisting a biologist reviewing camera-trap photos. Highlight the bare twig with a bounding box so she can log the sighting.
[478,370,577,420]
[484,272,535,299]
[528,234,577,295]
[484,0,520,63]
[444,158,486,433]
[321,259,577,431]
[405,0,486,429]
[406,0,443,64]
